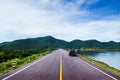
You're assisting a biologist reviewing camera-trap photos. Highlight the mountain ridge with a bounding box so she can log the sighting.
[0,36,120,50]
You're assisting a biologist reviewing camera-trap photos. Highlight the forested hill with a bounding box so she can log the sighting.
[0,36,120,50]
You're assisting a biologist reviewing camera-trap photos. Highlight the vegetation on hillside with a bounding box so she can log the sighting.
[0,40,54,75]
[0,36,120,50]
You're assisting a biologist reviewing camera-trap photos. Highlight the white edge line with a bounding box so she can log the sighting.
[80,59,118,80]
[2,54,51,80]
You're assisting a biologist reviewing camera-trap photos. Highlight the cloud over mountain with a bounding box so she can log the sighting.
[0,0,120,42]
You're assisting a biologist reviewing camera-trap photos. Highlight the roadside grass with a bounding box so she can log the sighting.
[0,50,53,75]
[79,54,120,76]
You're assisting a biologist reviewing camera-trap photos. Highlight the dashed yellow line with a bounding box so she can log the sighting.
[60,54,63,80]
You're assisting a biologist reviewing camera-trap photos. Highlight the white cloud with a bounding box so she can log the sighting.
[0,0,120,42]
[50,20,120,42]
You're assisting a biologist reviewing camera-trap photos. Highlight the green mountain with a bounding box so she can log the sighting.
[0,36,120,50]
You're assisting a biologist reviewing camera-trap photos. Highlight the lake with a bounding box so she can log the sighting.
[86,51,120,70]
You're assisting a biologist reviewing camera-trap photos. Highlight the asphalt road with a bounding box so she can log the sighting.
[0,49,119,80]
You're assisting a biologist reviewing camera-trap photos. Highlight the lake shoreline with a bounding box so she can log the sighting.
[79,54,120,77]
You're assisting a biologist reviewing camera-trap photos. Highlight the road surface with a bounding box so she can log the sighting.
[0,49,119,80]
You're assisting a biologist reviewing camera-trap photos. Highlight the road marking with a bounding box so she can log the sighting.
[80,59,118,80]
[2,54,52,80]
[60,53,63,80]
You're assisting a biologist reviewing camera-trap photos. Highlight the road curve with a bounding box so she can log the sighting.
[0,49,120,80]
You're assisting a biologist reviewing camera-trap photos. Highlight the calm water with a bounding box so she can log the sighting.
[87,51,120,70]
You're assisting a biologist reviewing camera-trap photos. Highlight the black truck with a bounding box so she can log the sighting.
[69,49,77,56]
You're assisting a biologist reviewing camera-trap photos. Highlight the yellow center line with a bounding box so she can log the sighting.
[60,53,63,80]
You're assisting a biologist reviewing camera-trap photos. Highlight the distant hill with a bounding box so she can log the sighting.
[0,36,120,50]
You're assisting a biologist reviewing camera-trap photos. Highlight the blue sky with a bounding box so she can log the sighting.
[0,0,120,42]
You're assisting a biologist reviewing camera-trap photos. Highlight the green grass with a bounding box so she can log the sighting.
[79,54,120,76]
[0,50,53,75]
